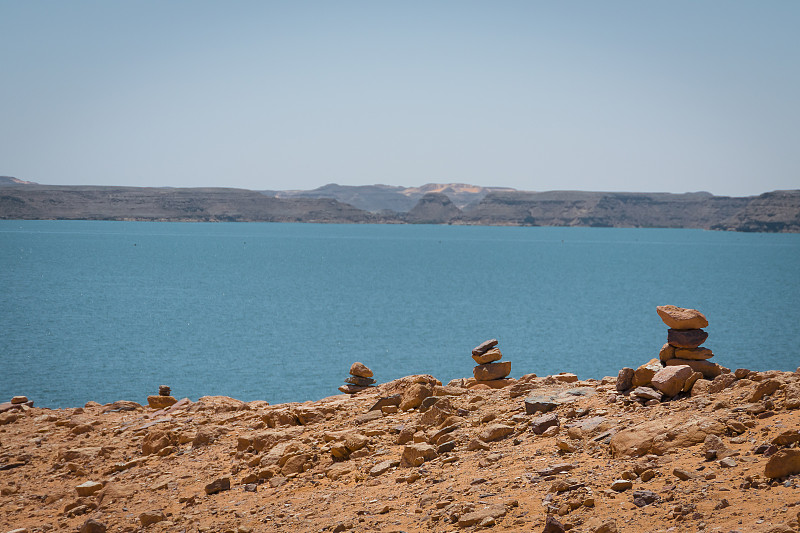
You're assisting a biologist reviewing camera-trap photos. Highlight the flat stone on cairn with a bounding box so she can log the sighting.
[471,339,511,383]
[339,362,377,394]
[158,385,171,396]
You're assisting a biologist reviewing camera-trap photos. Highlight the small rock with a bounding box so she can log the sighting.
[370,459,400,476]
[632,359,662,387]
[139,510,166,527]
[524,395,558,414]
[542,514,566,533]
[472,339,499,356]
[718,457,737,468]
[339,384,370,394]
[473,361,512,381]
[667,328,708,348]
[610,479,632,492]
[75,481,103,497]
[656,305,708,329]
[765,448,800,479]
[350,362,373,378]
[616,368,634,391]
[80,519,107,533]
[630,386,662,401]
[479,423,513,442]
[673,347,714,360]
[345,375,376,387]
[472,347,502,364]
[658,343,676,363]
[158,385,171,396]
[673,468,694,481]
[147,395,177,409]
[467,438,490,451]
[650,365,693,397]
[400,443,437,467]
[531,413,560,435]
[632,490,660,507]
[10,396,28,404]
[204,477,231,495]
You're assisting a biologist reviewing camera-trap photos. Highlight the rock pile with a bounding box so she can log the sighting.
[656,305,724,379]
[615,305,729,402]
[339,362,377,394]
[471,339,512,386]
[147,385,177,409]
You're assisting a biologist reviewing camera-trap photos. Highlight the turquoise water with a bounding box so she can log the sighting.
[1,220,798,408]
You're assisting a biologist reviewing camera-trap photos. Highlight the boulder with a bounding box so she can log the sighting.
[472,347,502,364]
[472,339,498,356]
[349,362,373,378]
[656,305,709,329]
[666,358,723,379]
[10,396,28,404]
[616,368,634,391]
[368,394,402,411]
[708,373,738,393]
[632,359,662,387]
[667,328,708,348]
[610,415,726,457]
[764,448,800,479]
[473,361,511,381]
[673,347,714,360]
[650,365,693,397]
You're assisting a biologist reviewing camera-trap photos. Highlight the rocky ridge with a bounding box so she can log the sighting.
[2,181,799,232]
[2,342,800,531]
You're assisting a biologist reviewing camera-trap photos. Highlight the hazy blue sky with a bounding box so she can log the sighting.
[1,1,798,195]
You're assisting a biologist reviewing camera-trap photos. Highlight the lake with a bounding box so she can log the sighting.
[1,220,798,408]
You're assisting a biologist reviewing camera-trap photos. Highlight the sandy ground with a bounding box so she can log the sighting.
[2,367,799,533]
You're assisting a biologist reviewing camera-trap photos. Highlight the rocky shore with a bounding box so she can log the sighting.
[2,318,800,532]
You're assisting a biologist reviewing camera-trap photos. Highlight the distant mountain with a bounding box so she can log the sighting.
[262,183,514,212]
[1,179,798,232]
[0,185,384,223]
[0,176,36,185]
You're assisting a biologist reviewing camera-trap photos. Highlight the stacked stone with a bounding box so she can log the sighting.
[472,339,511,383]
[657,305,723,379]
[339,362,377,394]
[147,385,177,409]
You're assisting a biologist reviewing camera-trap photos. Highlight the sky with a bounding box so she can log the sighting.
[1,1,798,196]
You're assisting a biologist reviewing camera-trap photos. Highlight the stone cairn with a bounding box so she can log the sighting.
[339,362,377,394]
[616,305,725,403]
[656,305,723,379]
[472,339,511,384]
[147,385,177,409]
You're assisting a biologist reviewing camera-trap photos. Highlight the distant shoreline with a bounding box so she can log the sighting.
[1,182,799,232]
